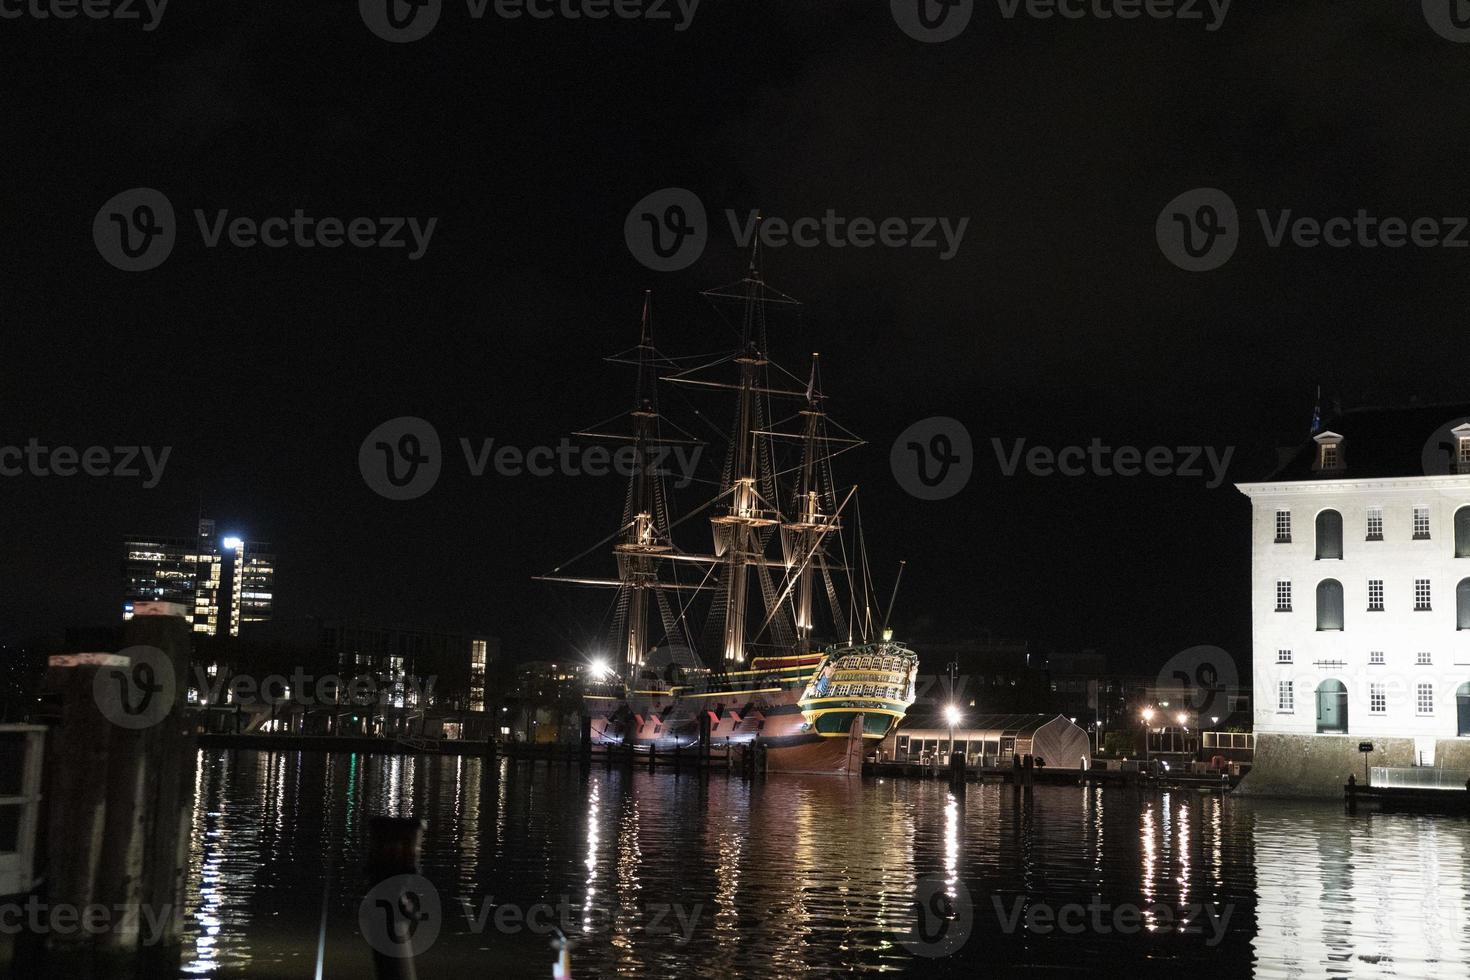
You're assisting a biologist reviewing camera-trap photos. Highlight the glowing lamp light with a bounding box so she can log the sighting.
[1177,712,1188,727]
[222,536,244,550]
[944,704,962,727]
[1141,707,1155,724]
[589,657,610,679]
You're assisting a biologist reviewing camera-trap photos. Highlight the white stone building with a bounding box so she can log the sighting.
[1236,409,1470,792]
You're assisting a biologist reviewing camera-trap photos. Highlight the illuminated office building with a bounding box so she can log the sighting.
[123,519,275,636]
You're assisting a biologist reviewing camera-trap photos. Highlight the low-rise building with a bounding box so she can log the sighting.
[1237,404,1470,795]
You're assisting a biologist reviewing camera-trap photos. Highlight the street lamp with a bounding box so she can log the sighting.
[1141,707,1155,762]
[944,704,962,761]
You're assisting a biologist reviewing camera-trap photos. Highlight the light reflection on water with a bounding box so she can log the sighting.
[178,751,1470,979]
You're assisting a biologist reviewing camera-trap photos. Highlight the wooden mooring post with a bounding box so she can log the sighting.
[35,601,194,978]
[365,817,427,980]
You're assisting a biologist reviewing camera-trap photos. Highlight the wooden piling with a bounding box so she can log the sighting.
[366,817,426,980]
[102,605,194,971]
[40,651,125,974]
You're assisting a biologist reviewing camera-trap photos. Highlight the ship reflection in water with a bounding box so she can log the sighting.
[179,750,1470,979]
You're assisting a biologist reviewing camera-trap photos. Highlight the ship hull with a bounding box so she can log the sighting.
[582,642,918,775]
[585,687,867,774]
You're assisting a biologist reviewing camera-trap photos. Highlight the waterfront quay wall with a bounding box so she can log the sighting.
[1236,733,1431,798]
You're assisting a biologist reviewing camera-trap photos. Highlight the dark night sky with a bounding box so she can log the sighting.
[4,2,1467,677]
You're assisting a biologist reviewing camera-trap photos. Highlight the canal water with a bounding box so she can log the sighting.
[180,750,1470,979]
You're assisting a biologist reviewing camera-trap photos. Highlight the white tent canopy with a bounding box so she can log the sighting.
[890,713,1090,767]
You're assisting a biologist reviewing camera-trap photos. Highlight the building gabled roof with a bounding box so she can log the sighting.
[1263,402,1470,481]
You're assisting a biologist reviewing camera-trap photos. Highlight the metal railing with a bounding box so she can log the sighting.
[0,725,45,895]
[1371,766,1470,791]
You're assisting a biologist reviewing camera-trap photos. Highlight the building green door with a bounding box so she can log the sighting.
[1316,680,1348,733]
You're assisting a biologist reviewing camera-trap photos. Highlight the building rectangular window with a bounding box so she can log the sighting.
[1366,507,1383,541]
[1417,651,1432,666]
[1275,510,1292,543]
[1370,683,1387,714]
[1415,579,1432,611]
[1369,650,1385,665]
[1414,507,1431,539]
[1278,680,1294,713]
[1417,682,1434,715]
[1277,649,1292,664]
[1368,579,1384,611]
[1321,443,1340,469]
[1276,580,1292,612]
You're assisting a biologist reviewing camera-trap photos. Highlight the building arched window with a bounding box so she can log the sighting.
[1316,679,1348,733]
[1316,579,1344,631]
[1316,509,1343,560]
[1456,506,1470,559]
[1458,579,1470,631]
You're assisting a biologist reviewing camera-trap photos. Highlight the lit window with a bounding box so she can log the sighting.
[1276,580,1292,612]
[1414,507,1431,540]
[1275,510,1292,543]
[1368,580,1384,611]
[1417,682,1434,715]
[1459,428,1470,474]
[1369,650,1384,665]
[1416,579,1432,611]
[1314,432,1345,472]
[1277,649,1292,664]
[1278,680,1294,713]
[1370,683,1386,714]
[1417,651,1432,666]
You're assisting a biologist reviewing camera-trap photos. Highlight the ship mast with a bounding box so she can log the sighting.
[712,248,777,668]
[537,293,709,678]
[788,354,828,654]
[541,253,865,677]
[615,292,666,670]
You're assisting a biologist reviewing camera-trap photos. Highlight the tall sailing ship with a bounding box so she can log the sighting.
[539,257,918,774]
